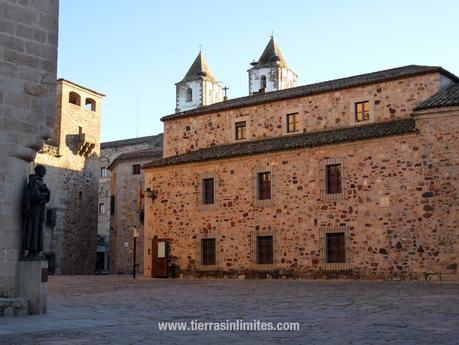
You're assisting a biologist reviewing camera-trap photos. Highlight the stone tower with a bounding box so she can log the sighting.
[175,52,224,113]
[35,79,104,275]
[248,37,298,95]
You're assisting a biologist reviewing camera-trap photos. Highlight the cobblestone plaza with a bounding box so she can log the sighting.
[0,276,458,345]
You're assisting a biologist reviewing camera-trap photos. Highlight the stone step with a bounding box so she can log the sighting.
[0,298,28,317]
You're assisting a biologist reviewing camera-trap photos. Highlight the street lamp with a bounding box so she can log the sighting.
[132,226,140,279]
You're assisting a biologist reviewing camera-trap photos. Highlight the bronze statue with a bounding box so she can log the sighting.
[23,164,50,259]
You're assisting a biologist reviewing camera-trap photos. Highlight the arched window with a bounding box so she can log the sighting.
[69,91,81,106]
[260,75,267,90]
[186,87,192,102]
[85,98,96,111]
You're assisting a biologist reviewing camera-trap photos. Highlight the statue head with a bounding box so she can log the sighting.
[34,164,46,177]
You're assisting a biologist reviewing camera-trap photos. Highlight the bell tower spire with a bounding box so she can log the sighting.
[175,52,224,113]
[248,37,298,95]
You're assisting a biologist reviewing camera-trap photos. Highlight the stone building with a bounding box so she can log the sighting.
[143,37,459,280]
[97,135,162,273]
[0,0,58,306]
[107,148,162,274]
[35,79,104,274]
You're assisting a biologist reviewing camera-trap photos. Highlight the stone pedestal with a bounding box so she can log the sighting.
[17,260,48,314]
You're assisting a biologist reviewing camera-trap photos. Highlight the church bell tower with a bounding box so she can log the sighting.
[248,37,298,95]
[175,52,224,113]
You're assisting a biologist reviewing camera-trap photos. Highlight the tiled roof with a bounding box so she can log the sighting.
[414,83,459,111]
[109,147,162,170]
[179,52,216,83]
[143,118,416,169]
[162,65,458,122]
[101,134,163,149]
[250,37,288,69]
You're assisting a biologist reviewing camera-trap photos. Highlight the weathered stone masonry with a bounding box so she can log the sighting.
[0,0,58,298]
[144,62,459,280]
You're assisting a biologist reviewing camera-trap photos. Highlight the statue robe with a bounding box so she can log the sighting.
[23,174,50,253]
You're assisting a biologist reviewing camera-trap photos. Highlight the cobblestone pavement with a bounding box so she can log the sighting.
[0,276,458,345]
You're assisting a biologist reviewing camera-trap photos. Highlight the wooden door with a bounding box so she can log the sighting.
[151,236,168,278]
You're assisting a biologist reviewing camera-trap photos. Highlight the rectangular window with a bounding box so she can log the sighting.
[257,236,273,265]
[132,164,141,175]
[100,167,108,177]
[257,172,271,200]
[326,164,342,194]
[201,238,216,265]
[110,195,115,215]
[326,232,346,263]
[99,203,106,215]
[202,178,214,205]
[235,121,247,140]
[355,101,370,122]
[286,113,299,133]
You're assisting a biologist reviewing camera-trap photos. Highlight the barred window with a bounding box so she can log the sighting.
[202,178,214,205]
[355,101,370,122]
[235,121,247,140]
[257,172,271,200]
[286,113,299,133]
[99,203,106,215]
[201,238,216,265]
[257,236,273,264]
[326,232,346,263]
[326,164,342,194]
[100,167,108,177]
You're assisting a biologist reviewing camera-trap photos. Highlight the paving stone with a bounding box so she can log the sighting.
[0,275,457,345]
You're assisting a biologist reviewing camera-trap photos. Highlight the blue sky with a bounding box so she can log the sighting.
[58,0,459,142]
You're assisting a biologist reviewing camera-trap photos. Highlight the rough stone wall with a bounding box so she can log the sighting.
[98,137,163,246]
[144,113,459,279]
[109,157,155,274]
[164,73,447,158]
[35,80,103,274]
[0,0,58,297]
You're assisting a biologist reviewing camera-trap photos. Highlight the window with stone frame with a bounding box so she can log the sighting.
[202,177,214,205]
[257,172,271,200]
[320,227,350,270]
[256,235,274,265]
[354,101,370,122]
[132,164,141,175]
[201,238,216,265]
[286,112,300,133]
[235,121,247,140]
[99,203,106,215]
[326,232,346,263]
[321,158,345,200]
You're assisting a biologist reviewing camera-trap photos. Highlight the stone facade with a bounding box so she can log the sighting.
[97,135,162,273]
[163,73,451,157]
[35,79,104,274]
[0,0,58,298]
[144,64,459,280]
[108,148,162,274]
